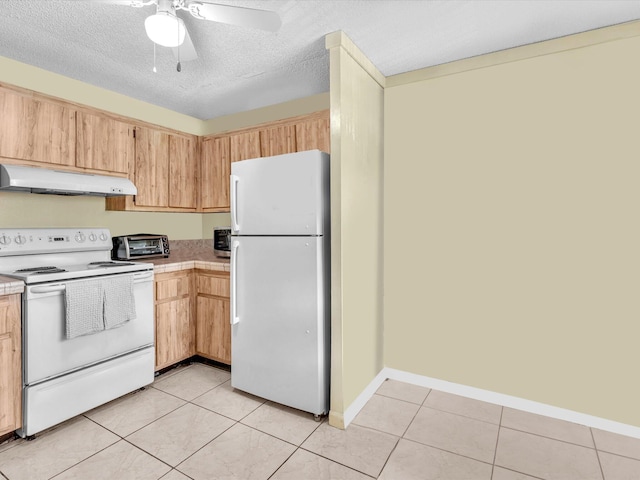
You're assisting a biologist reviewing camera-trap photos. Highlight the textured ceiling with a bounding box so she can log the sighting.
[0,1,639,120]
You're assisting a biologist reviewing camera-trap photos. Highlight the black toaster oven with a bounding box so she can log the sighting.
[112,234,169,260]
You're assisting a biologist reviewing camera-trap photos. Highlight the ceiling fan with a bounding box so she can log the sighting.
[100,0,281,69]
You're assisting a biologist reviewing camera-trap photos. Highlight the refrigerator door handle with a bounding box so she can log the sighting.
[230,175,240,233]
[230,240,240,325]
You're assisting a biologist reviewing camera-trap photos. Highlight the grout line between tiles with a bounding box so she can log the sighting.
[44,434,121,480]
[499,425,598,451]
[160,469,195,480]
[120,437,182,472]
[297,444,379,479]
[490,407,504,480]
[590,428,606,480]
[374,436,401,478]
[399,437,495,468]
[400,396,424,437]
[373,390,429,406]
[418,403,503,426]
[495,466,546,480]
[90,391,188,438]
[165,419,239,471]
[265,445,299,480]
[421,387,433,406]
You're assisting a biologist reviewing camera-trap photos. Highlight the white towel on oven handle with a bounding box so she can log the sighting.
[103,275,137,329]
[65,279,105,339]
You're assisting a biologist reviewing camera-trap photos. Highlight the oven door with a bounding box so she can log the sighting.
[23,270,154,386]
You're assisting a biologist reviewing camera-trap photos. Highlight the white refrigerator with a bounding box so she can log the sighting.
[230,149,330,416]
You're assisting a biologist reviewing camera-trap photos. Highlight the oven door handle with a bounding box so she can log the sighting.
[133,271,154,283]
[30,272,153,294]
[31,284,66,294]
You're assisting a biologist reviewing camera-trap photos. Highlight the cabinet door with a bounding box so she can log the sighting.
[135,126,169,207]
[196,296,230,364]
[0,294,21,436]
[155,298,193,371]
[168,134,197,209]
[230,130,261,162]
[76,111,134,174]
[155,271,193,371]
[201,136,230,211]
[295,113,330,153]
[260,125,296,157]
[0,88,75,166]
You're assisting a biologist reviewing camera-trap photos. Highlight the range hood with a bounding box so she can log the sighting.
[0,164,137,197]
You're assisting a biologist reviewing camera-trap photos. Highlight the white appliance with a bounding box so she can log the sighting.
[0,228,154,438]
[0,164,137,197]
[230,150,330,417]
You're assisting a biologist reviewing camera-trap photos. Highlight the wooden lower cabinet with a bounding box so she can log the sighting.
[0,294,21,436]
[154,271,195,371]
[195,271,231,365]
[154,269,230,370]
[196,296,230,364]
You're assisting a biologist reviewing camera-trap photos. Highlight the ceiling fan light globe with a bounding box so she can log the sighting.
[144,12,186,48]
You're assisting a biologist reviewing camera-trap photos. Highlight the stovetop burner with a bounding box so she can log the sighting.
[15,266,67,274]
[88,261,135,268]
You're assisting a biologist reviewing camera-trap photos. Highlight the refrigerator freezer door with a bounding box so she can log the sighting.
[230,150,329,236]
[231,235,329,415]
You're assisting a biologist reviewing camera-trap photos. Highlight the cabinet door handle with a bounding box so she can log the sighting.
[230,175,240,233]
[230,240,240,325]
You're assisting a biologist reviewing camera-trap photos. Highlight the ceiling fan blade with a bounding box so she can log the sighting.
[172,26,198,62]
[186,2,281,32]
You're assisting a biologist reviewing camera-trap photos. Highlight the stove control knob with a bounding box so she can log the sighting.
[75,233,86,243]
[99,233,108,241]
[14,235,26,245]
[0,234,11,245]
[88,233,97,242]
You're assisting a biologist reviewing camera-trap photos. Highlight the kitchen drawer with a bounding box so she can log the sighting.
[197,273,230,298]
[155,272,191,301]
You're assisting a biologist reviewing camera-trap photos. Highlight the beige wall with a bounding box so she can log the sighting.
[384,27,640,426]
[201,93,329,136]
[326,32,384,427]
[201,213,232,239]
[0,192,203,239]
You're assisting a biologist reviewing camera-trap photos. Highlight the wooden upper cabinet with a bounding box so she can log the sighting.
[134,127,197,210]
[201,136,230,211]
[76,111,134,174]
[295,112,330,153]
[169,134,197,209]
[260,124,297,157]
[0,88,75,166]
[230,130,261,162]
[134,126,169,207]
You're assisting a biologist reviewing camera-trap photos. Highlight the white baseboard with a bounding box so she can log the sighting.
[342,369,388,427]
[342,367,640,439]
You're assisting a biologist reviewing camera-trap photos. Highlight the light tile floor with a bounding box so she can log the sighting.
[1,362,640,479]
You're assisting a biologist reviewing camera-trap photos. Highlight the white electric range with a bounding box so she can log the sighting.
[0,228,155,438]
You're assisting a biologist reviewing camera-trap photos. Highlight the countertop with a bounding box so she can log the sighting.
[0,240,228,292]
[0,276,25,295]
[147,239,230,274]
